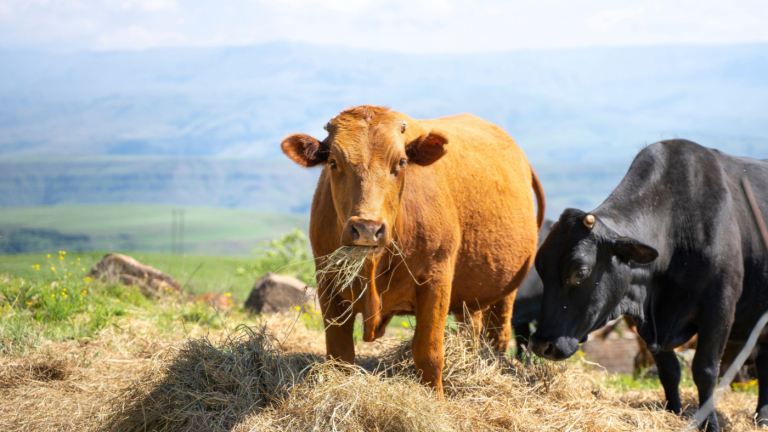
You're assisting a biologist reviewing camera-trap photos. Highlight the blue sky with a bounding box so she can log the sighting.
[1,0,768,52]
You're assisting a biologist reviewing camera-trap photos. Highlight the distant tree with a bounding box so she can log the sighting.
[0,227,91,254]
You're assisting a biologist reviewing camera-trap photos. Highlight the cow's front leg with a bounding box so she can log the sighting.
[755,341,768,426]
[484,292,516,352]
[652,350,682,414]
[319,286,356,364]
[691,298,734,432]
[412,272,452,396]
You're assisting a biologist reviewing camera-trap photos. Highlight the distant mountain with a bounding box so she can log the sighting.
[1,43,767,217]
[0,155,317,212]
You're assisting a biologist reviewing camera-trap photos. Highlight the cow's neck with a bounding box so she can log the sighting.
[593,208,668,351]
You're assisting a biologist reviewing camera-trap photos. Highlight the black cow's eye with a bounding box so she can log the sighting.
[570,267,591,285]
[329,160,338,169]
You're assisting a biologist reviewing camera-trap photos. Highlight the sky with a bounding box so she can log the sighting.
[1,0,767,53]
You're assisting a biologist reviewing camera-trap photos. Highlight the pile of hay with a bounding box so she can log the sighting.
[98,324,699,432]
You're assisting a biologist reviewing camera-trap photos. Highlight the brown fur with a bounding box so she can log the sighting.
[282,106,543,394]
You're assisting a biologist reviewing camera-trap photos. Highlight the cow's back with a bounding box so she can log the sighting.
[717,152,768,340]
[416,114,539,308]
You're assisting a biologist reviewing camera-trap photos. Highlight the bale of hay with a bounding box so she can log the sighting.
[99,323,694,432]
[0,356,70,389]
[88,253,181,297]
[244,272,318,314]
[99,325,318,432]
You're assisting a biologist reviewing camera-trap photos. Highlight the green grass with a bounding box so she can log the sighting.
[1,251,258,300]
[0,204,308,255]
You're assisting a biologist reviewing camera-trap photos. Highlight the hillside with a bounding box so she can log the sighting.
[1,43,766,220]
[1,43,766,165]
[0,204,308,255]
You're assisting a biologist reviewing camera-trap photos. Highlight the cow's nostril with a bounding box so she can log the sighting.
[350,225,360,241]
[543,342,555,358]
[374,225,385,241]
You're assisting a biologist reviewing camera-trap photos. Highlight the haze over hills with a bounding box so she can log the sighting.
[1,42,767,219]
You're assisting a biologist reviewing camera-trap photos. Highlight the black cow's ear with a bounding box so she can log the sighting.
[406,131,448,166]
[281,134,328,167]
[612,237,658,265]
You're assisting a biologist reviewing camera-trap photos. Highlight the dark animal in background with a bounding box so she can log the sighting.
[530,140,768,431]
[512,219,553,359]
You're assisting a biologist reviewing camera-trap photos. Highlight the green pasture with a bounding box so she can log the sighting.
[0,204,308,255]
[0,252,258,300]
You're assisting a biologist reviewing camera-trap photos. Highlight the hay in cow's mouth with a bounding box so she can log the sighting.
[312,245,373,325]
[314,245,372,296]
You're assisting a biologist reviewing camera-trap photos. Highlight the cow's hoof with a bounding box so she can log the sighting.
[756,409,768,428]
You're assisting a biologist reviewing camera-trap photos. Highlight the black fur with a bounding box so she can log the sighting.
[530,140,768,431]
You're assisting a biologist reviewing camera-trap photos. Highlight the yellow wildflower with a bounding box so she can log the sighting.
[70,261,74,264]
[77,257,80,261]
[81,268,85,271]
[81,290,87,295]
[51,267,56,271]
[35,265,39,270]
[84,277,92,282]
[47,254,51,258]
[401,321,409,328]
[26,302,31,306]
[31,265,34,269]
[68,272,72,276]
[60,256,64,260]
[51,294,55,297]
[224,293,231,297]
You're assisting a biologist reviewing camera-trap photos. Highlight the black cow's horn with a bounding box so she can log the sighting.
[324,121,331,131]
[401,120,407,133]
[584,214,595,229]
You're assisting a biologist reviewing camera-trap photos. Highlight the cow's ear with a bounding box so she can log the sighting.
[281,134,328,167]
[406,131,448,166]
[612,237,658,265]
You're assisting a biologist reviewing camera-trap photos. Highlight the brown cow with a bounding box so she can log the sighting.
[281,106,544,394]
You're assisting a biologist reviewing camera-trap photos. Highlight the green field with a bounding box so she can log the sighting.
[0,251,262,300]
[0,204,308,255]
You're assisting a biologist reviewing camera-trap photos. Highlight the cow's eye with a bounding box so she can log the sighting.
[329,160,338,169]
[570,267,591,285]
[399,158,406,167]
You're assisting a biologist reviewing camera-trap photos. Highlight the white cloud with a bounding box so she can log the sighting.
[586,7,644,32]
[0,0,767,52]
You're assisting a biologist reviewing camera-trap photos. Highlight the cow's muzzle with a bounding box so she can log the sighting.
[341,217,390,248]
[530,334,580,361]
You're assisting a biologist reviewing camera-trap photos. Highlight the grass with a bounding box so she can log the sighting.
[0,204,309,255]
[0,246,762,430]
[1,251,255,300]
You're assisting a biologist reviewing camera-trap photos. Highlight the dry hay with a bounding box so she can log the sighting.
[98,324,702,432]
[1,312,762,431]
[619,387,763,432]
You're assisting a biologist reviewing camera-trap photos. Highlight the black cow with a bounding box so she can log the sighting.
[530,140,768,431]
[512,219,554,359]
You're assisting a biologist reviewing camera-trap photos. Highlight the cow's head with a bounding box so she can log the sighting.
[281,106,448,342]
[530,208,658,360]
[281,106,448,251]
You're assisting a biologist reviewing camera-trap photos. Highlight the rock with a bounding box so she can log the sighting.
[244,272,319,314]
[88,253,181,297]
